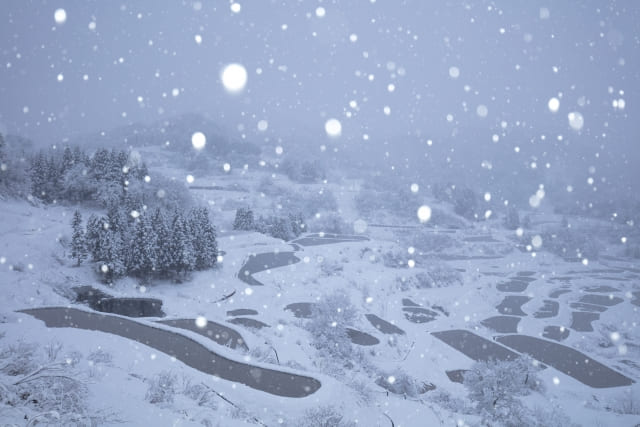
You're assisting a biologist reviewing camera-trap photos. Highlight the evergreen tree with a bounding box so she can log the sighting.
[107,205,129,234]
[128,215,157,277]
[72,146,86,166]
[61,146,74,174]
[169,211,195,277]
[85,214,103,260]
[189,208,218,270]
[70,210,87,266]
[233,207,254,230]
[98,228,126,283]
[29,152,48,200]
[152,208,172,278]
[270,216,294,241]
[289,212,305,237]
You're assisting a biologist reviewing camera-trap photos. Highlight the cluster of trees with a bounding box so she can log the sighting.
[280,157,326,183]
[0,133,30,195]
[71,206,218,282]
[29,146,149,205]
[432,182,479,220]
[233,207,305,241]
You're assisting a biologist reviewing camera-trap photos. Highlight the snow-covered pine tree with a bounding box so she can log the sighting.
[61,146,74,174]
[70,210,87,266]
[233,207,254,230]
[29,152,48,200]
[84,214,103,260]
[128,215,157,278]
[152,208,172,278]
[106,205,129,234]
[189,207,218,270]
[98,228,126,283]
[169,211,195,277]
[289,212,305,237]
[270,216,294,241]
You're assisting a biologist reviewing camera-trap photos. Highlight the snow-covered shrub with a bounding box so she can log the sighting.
[382,249,408,268]
[463,357,543,424]
[15,373,88,418]
[320,258,344,276]
[398,264,462,290]
[608,384,640,415]
[248,346,279,365]
[0,341,96,425]
[375,369,422,397]
[0,341,38,376]
[180,376,219,410]
[145,370,177,405]
[292,406,356,427]
[307,291,357,362]
[87,348,113,365]
[423,263,463,287]
[428,390,472,414]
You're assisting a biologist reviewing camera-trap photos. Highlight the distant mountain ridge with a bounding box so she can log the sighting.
[64,113,260,158]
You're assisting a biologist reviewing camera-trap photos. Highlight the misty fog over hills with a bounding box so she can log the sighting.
[1,1,639,426]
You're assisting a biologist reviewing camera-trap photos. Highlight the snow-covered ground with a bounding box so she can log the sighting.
[1,164,639,426]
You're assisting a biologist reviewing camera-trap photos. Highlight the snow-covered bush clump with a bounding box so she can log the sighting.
[291,405,356,427]
[463,357,545,426]
[145,370,177,405]
[306,291,357,363]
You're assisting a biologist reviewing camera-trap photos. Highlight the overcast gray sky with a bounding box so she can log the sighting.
[1,0,638,185]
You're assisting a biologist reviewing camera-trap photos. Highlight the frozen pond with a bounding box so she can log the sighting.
[20,307,321,398]
[228,317,270,329]
[533,300,559,319]
[578,294,624,306]
[365,314,405,335]
[543,326,570,342]
[284,302,315,318]
[237,251,300,286]
[496,335,634,388]
[496,280,530,292]
[227,309,259,317]
[570,312,600,332]
[346,328,379,346]
[496,295,531,316]
[157,318,248,351]
[481,315,521,333]
[432,330,522,362]
[74,285,165,318]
